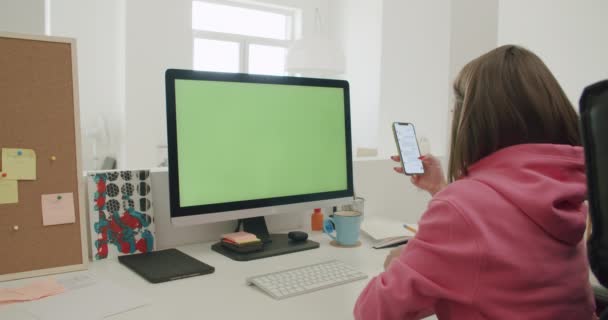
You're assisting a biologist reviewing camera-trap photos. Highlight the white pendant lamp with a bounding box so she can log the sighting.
[285,8,345,77]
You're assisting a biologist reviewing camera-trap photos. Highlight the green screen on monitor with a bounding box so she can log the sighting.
[174,78,349,207]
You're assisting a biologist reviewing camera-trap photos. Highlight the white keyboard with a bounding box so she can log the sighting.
[246,260,368,300]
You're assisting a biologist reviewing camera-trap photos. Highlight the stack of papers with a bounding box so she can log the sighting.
[221,231,261,245]
[360,216,417,249]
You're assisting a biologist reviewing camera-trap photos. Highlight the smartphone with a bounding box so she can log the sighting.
[392,122,424,175]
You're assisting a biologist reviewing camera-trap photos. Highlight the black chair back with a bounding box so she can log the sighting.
[580,80,608,287]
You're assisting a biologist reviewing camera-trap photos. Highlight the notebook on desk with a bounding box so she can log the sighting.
[118,249,215,283]
[360,216,417,249]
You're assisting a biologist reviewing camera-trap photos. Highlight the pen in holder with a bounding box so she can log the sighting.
[336,197,364,218]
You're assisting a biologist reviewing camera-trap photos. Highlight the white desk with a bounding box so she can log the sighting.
[1,160,438,320]
[0,232,437,320]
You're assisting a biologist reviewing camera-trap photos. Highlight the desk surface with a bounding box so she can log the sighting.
[0,232,437,320]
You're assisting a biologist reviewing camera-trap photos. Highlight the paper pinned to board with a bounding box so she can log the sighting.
[0,179,18,204]
[41,193,76,226]
[1,148,36,180]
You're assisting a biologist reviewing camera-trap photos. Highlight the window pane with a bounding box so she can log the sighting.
[193,38,240,72]
[192,1,290,40]
[248,44,287,76]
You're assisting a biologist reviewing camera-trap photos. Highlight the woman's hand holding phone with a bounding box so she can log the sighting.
[391,154,448,196]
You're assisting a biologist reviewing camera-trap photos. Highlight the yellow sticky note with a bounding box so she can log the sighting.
[0,180,18,204]
[41,193,76,226]
[2,148,36,180]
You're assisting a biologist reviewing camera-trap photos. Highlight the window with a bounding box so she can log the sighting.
[193,38,240,72]
[192,1,295,75]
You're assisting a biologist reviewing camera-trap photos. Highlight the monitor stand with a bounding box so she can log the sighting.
[211,216,319,261]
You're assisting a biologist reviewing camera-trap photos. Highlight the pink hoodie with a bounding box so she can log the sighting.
[354,144,596,320]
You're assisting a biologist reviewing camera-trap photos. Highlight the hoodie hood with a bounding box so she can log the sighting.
[467,144,587,245]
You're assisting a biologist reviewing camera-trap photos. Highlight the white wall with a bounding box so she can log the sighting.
[329,0,498,159]
[328,0,383,154]
[448,0,498,84]
[6,0,607,170]
[498,0,608,106]
[124,0,192,169]
[377,0,452,158]
[446,0,498,150]
[0,0,125,171]
[124,0,330,168]
[50,0,126,171]
[0,0,45,35]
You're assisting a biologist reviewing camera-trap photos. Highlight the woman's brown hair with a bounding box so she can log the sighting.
[448,45,581,182]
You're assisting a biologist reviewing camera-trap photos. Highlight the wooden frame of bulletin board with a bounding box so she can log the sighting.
[0,33,88,281]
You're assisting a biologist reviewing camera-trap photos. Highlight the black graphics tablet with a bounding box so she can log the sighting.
[118,248,215,283]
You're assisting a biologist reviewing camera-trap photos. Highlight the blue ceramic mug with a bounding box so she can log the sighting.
[323,211,362,246]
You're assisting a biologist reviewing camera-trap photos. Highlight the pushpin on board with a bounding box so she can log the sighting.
[57,195,62,200]
[17,150,23,156]
[1,172,6,178]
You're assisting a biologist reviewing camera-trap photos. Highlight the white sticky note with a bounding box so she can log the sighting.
[0,180,18,204]
[41,193,76,226]
[2,148,36,180]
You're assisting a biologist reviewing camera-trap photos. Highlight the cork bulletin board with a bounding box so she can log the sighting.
[0,33,88,281]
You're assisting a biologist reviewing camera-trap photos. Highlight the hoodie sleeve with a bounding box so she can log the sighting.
[354,199,482,320]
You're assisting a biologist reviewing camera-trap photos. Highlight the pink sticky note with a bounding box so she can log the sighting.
[0,278,65,305]
[14,278,66,300]
[41,193,76,226]
[0,288,25,303]
[221,231,258,242]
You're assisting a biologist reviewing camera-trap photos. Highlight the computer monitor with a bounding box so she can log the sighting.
[165,69,354,260]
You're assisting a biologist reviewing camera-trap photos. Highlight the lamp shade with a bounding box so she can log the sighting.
[285,35,345,76]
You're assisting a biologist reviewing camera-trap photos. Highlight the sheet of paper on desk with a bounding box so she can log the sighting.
[56,273,98,290]
[0,179,18,204]
[360,216,417,240]
[0,308,38,320]
[23,277,147,320]
[1,148,36,180]
[0,278,65,305]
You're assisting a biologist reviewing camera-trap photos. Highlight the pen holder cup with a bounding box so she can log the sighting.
[337,197,364,219]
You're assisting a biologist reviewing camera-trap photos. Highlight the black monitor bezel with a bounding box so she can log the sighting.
[165,69,354,218]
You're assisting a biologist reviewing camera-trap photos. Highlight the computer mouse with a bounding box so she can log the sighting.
[288,231,308,242]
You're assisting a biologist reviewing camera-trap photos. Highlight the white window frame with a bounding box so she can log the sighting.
[192,0,296,74]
